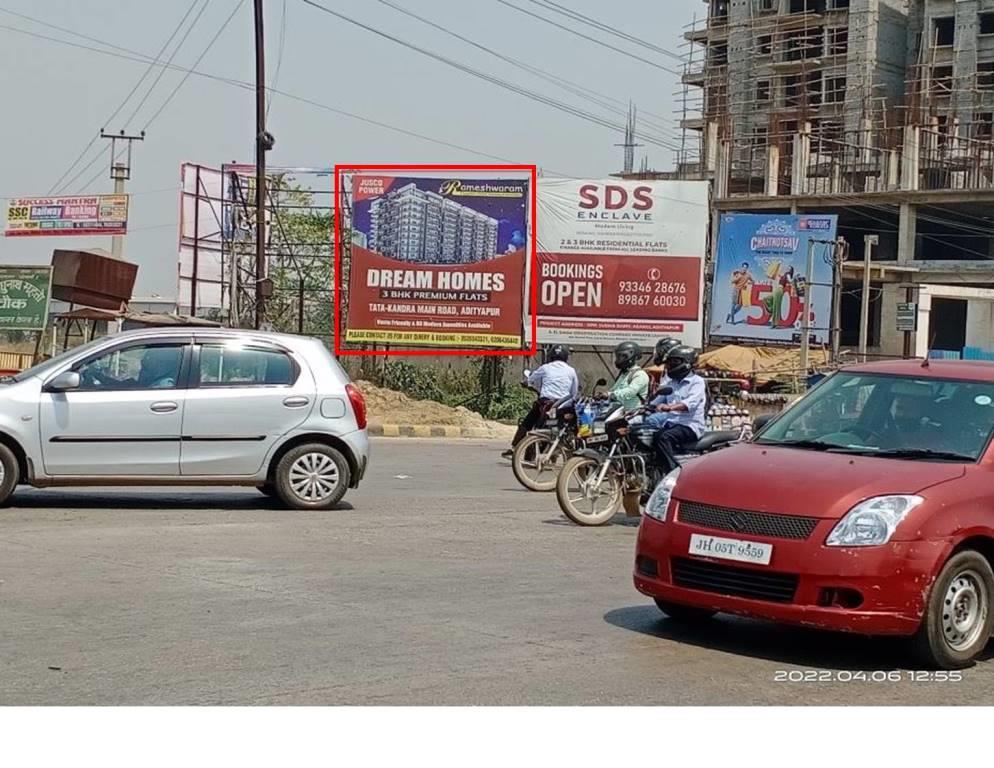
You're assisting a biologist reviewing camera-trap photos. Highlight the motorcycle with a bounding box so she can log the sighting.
[555,394,743,526]
[511,395,615,492]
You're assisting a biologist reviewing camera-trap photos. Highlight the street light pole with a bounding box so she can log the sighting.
[254,0,268,329]
[859,234,879,362]
[799,238,815,383]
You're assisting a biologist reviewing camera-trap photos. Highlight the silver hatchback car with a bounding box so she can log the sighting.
[0,328,369,510]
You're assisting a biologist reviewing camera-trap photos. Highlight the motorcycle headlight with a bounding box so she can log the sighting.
[644,468,681,522]
[825,495,924,547]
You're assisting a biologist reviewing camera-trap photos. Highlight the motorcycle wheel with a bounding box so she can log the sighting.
[512,433,568,492]
[556,455,623,526]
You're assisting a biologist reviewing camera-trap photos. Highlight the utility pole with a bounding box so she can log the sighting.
[100,129,144,260]
[859,234,879,362]
[254,0,275,329]
[830,237,848,364]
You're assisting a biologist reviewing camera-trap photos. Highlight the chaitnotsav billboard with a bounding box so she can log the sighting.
[345,174,530,349]
[709,213,838,346]
[534,179,708,348]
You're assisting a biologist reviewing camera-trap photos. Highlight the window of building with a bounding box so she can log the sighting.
[783,27,823,60]
[829,0,850,8]
[824,76,846,103]
[758,34,773,55]
[711,0,728,19]
[974,113,994,139]
[931,65,954,94]
[198,345,296,387]
[981,13,994,36]
[752,126,770,146]
[828,27,848,55]
[755,0,777,12]
[933,16,955,47]
[789,0,826,13]
[978,61,994,90]
[756,80,771,102]
[710,42,728,65]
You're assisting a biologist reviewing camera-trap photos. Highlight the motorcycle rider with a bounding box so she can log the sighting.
[648,345,707,474]
[502,344,579,459]
[644,337,680,391]
[601,341,650,411]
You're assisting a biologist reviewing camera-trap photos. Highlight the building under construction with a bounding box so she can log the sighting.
[682,0,994,359]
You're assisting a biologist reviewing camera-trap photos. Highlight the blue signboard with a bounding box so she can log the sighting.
[709,213,838,346]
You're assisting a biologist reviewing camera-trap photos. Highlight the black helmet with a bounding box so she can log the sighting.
[652,337,680,365]
[544,343,570,363]
[613,341,641,371]
[665,345,698,380]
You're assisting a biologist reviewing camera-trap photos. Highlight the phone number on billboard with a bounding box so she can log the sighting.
[618,281,688,295]
[618,294,688,308]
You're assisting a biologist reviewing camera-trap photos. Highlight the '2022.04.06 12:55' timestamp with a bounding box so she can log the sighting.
[774,670,963,683]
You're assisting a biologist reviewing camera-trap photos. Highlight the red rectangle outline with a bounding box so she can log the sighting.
[333,164,538,358]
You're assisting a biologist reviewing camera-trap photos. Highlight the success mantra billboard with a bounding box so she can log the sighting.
[534,179,708,348]
[344,173,531,350]
[709,213,838,346]
[5,195,129,237]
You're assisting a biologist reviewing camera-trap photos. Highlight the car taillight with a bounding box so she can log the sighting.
[346,383,367,429]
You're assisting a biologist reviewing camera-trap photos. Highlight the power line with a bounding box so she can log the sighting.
[298,0,681,151]
[492,0,681,76]
[0,21,535,167]
[267,0,288,120]
[123,0,212,129]
[142,0,245,131]
[527,0,685,62]
[373,0,678,143]
[28,0,204,194]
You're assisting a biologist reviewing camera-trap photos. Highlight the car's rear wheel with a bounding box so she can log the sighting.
[274,443,350,510]
[912,550,994,669]
[0,443,18,506]
[653,599,716,622]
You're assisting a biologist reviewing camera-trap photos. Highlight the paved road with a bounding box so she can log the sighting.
[1,438,992,705]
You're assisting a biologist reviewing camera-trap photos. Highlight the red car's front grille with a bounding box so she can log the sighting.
[678,501,820,541]
[671,557,799,603]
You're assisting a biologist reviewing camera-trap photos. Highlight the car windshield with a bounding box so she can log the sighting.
[756,371,994,462]
[8,337,109,383]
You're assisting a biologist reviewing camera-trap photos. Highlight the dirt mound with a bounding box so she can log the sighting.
[355,380,515,439]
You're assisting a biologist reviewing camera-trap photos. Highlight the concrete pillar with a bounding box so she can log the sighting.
[901,126,920,191]
[715,139,731,200]
[965,300,994,351]
[791,122,811,197]
[886,149,900,190]
[897,202,917,263]
[914,288,932,359]
[765,143,780,197]
[705,121,719,173]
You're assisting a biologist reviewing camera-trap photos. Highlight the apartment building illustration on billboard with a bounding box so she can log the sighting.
[369,182,500,264]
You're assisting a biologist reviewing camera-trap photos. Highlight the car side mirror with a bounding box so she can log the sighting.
[46,371,81,392]
[752,413,774,432]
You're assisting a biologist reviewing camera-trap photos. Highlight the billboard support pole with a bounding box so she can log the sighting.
[859,235,879,362]
[799,239,816,382]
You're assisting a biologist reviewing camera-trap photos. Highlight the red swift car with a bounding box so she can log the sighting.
[634,360,994,668]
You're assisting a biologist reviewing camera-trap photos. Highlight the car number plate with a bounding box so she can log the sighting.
[688,534,773,566]
[585,434,608,444]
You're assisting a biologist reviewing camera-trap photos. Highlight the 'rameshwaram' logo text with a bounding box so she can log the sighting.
[439,180,524,198]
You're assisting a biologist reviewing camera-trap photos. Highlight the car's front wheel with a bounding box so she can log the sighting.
[274,444,350,510]
[0,443,18,506]
[913,550,994,669]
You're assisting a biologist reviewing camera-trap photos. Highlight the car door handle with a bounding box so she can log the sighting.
[150,401,178,413]
[283,396,310,408]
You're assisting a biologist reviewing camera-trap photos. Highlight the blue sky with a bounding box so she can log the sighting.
[0,0,701,297]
